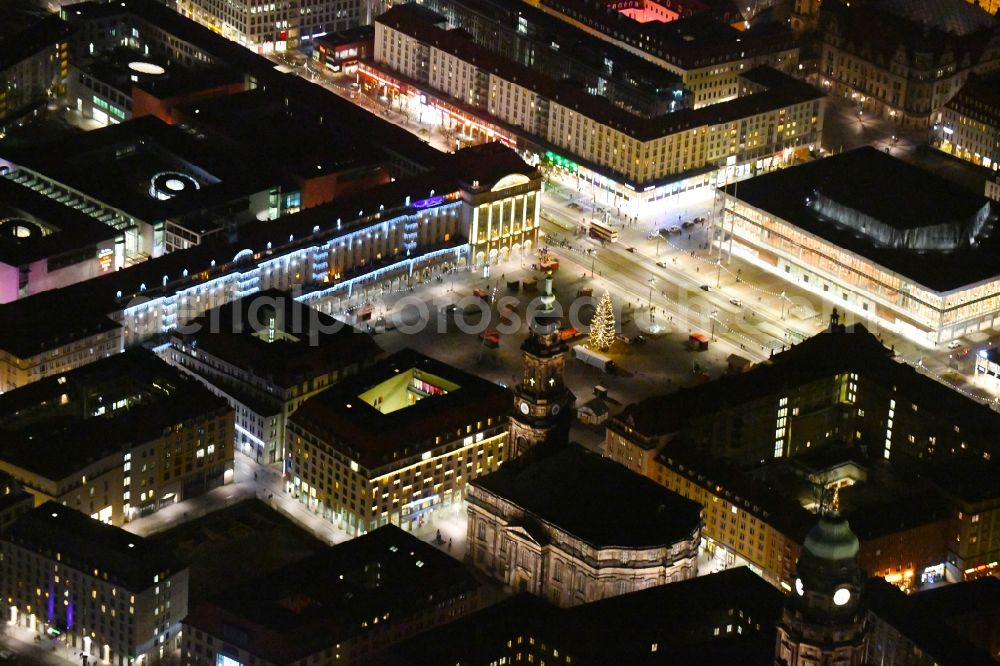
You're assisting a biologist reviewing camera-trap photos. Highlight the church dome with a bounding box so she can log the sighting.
[803,514,859,562]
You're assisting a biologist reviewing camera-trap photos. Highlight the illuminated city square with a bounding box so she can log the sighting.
[2,0,1000,663]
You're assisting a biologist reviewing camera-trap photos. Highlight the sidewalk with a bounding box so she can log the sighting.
[1,624,81,666]
[123,452,473,563]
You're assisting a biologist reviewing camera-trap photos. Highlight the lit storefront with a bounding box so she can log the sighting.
[370,5,823,216]
[718,148,1000,344]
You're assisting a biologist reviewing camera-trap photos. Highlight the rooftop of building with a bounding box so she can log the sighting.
[864,577,999,666]
[537,0,797,71]
[0,115,286,224]
[314,25,375,47]
[376,5,822,142]
[922,456,1000,503]
[0,13,70,72]
[289,348,511,469]
[839,485,949,539]
[419,0,684,98]
[617,323,1000,453]
[4,501,184,591]
[871,0,996,37]
[0,348,230,481]
[724,147,999,292]
[389,568,782,665]
[182,524,478,664]
[945,72,1000,127]
[0,141,531,359]
[472,443,703,548]
[74,45,243,102]
[173,289,384,388]
[0,177,119,268]
[911,576,1000,618]
[176,89,385,181]
[61,0,444,173]
[821,0,999,66]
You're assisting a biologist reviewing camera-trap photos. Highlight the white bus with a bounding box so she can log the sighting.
[588,220,619,243]
[573,345,616,372]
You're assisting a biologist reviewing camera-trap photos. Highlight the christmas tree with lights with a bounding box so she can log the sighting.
[589,291,616,351]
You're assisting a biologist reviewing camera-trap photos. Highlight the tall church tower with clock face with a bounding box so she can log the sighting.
[775,501,867,666]
[509,274,573,457]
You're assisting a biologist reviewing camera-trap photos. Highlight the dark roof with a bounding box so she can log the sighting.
[182,525,478,665]
[536,0,796,71]
[176,88,384,180]
[864,577,999,666]
[566,567,782,663]
[0,14,70,71]
[376,5,822,142]
[0,348,230,480]
[72,44,243,103]
[390,568,783,666]
[63,0,445,174]
[0,177,118,267]
[4,501,184,591]
[289,349,511,469]
[946,72,1000,128]
[872,0,996,37]
[173,289,384,388]
[0,115,282,224]
[821,0,999,74]
[922,456,1000,503]
[412,0,684,99]
[909,577,1000,618]
[314,25,374,47]
[724,147,998,291]
[473,443,703,548]
[842,491,948,540]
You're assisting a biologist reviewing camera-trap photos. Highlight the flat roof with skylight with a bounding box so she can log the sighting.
[290,349,511,469]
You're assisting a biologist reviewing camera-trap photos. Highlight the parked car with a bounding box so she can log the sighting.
[947,340,962,350]
[479,330,500,348]
[626,247,637,253]
[656,261,668,269]
[560,326,581,341]
[681,220,695,229]
[700,285,711,291]
[694,216,707,223]
[668,226,682,235]
[729,298,742,307]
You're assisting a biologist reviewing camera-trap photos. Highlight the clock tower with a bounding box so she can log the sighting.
[509,273,573,457]
[775,499,867,666]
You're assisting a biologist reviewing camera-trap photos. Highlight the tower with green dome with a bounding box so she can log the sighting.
[775,498,867,666]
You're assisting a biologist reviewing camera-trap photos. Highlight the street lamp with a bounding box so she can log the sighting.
[647,277,655,320]
[710,309,719,341]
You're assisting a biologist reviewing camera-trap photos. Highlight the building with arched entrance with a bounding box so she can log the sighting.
[467,443,702,607]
